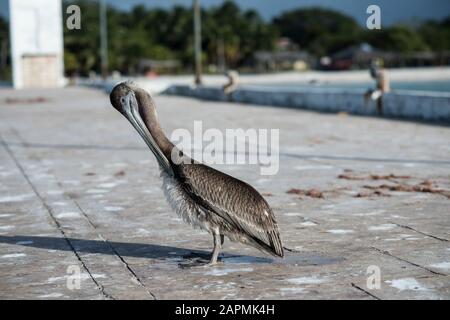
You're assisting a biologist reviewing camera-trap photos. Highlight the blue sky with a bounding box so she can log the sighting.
[1,0,449,25]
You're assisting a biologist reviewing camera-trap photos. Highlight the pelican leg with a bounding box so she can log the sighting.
[209,232,222,265]
[178,232,222,269]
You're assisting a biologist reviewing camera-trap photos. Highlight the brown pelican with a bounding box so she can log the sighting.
[109,81,283,266]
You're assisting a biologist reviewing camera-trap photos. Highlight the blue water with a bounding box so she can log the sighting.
[256,80,450,93]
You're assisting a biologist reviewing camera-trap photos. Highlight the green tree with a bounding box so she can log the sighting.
[61,1,449,76]
[62,0,277,75]
[364,24,429,53]
[204,1,277,68]
[418,17,450,51]
[273,7,362,56]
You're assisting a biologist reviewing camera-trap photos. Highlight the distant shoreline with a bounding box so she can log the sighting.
[118,66,450,94]
[148,66,450,86]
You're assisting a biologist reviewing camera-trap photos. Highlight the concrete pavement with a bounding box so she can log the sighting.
[0,87,449,299]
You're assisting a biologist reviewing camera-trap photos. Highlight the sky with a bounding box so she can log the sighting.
[1,0,450,25]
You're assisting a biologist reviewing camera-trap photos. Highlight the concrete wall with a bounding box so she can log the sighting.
[164,85,450,122]
[9,0,64,89]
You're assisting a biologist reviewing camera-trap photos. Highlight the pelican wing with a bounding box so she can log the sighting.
[177,164,284,257]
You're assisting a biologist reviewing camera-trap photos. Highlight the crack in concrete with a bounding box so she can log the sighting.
[391,222,449,242]
[371,246,446,276]
[5,128,157,300]
[71,198,157,300]
[350,283,381,300]
[0,134,114,300]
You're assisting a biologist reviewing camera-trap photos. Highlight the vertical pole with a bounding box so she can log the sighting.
[217,37,225,73]
[193,0,202,85]
[0,38,7,70]
[100,0,108,79]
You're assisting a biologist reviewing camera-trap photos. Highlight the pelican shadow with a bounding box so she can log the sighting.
[0,235,273,263]
[0,235,343,266]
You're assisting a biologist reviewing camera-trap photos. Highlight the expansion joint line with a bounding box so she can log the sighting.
[71,199,157,300]
[390,222,449,242]
[1,133,114,300]
[6,128,156,299]
[350,283,381,300]
[371,246,446,276]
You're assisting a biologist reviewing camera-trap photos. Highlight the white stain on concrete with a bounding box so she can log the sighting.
[38,292,64,298]
[286,276,327,285]
[300,221,317,227]
[280,287,306,294]
[284,212,303,217]
[47,273,107,283]
[0,171,14,177]
[385,234,423,241]
[95,175,112,182]
[55,212,80,219]
[0,225,15,231]
[204,267,253,276]
[384,238,401,241]
[368,224,397,231]
[0,214,14,218]
[63,180,81,186]
[136,228,151,235]
[98,182,121,189]
[0,194,33,203]
[327,229,354,234]
[256,178,271,184]
[386,278,428,291]
[106,162,127,168]
[403,163,416,168]
[52,201,67,206]
[104,206,124,212]
[1,253,26,259]
[354,210,385,217]
[47,190,64,196]
[429,262,450,270]
[86,189,109,194]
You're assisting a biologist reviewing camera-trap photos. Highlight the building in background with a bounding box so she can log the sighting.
[9,0,64,89]
[253,38,313,72]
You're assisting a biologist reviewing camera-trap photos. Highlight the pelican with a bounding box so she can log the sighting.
[109,81,283,266]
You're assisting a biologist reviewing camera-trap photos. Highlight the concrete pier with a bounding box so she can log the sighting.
[165,85,450,122]
[0,87,449,299]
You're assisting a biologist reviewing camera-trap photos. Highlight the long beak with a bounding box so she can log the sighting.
[122,92,174,175]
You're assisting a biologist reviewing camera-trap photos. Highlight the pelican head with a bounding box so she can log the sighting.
[109,81,173,175]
